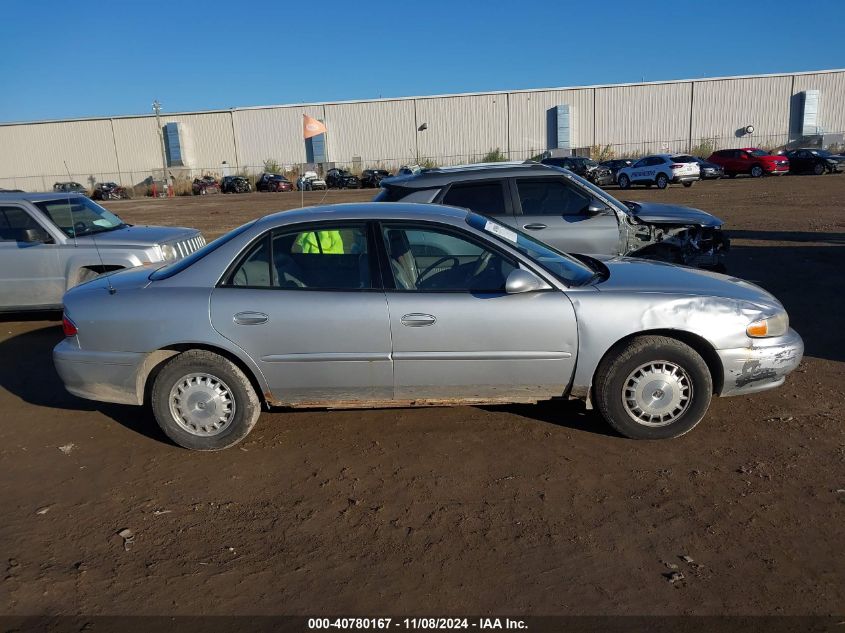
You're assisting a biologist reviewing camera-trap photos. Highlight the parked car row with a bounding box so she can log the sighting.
[578,146,843,190]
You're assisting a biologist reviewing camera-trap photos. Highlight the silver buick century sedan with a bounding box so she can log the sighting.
[54,203,803,450]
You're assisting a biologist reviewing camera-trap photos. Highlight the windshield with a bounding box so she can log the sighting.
[466,212,597,286]
[551,167,628,214]
[811,150,832,157]
[150,220,257,281]
[747,149,768,156]
[34,196,126,237]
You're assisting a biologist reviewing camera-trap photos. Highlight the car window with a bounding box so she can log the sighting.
[441,181,507,216]
[381,224,516,292]
[228,225,372,290]
[0,206,44,242]
[632,158,647,168]
[517,179,590,217]
[33,197,125,237]
[672,155,696,163]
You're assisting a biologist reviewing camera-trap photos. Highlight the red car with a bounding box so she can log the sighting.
[256,173,294,192]
[707,148,789,178]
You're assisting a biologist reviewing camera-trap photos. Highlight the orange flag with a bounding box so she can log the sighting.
[303,114,327,139]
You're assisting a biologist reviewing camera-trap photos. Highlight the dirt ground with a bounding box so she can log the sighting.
[1,176,843,617]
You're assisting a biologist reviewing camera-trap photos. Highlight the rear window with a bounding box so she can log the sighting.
[150,221,256,281]
[442,181,507,216]
[672,155,696,163]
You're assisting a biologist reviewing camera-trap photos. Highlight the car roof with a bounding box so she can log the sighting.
[0,192,90,202]
[257,202,470,227]
[380,161,559,188]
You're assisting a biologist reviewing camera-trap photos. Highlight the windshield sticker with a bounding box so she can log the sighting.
[92,219,113,227]
[484,220,518,243]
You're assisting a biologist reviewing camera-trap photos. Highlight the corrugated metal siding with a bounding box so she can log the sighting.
[595,82,692,153]
[233,105,319,167]
[0,119,118,189]
[2,69,844,187]
[507,88,594,156]
[414,94,508,164]
[691,76,792,146]
[792,72,845,135]
[324,100,416,164]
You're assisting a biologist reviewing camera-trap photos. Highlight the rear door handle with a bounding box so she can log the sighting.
[233,311,269,325]
[523,223,547,230]
[401,313,436,327]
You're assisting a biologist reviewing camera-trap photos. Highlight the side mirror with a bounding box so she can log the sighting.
[21,228,49,243]
[587,201,609,215]
[505,268,549,294]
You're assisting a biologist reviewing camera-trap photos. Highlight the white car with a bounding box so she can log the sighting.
[617,154,700,189]
[296,171,327,191]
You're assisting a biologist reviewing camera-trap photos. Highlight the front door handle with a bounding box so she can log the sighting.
[233,311,269,325]
[523,223,547,230]
[401,313,436,327]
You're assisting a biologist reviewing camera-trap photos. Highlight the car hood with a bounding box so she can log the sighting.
[74,224,201,247]
[623,201,723,227]
[594,257,778,307]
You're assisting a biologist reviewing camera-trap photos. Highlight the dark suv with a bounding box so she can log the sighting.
[375,162,728,269]
[540,156,614,186]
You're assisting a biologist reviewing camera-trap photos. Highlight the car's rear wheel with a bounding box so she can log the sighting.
[593,336,713,440]
[656,173,669,189]
[750,164,764,178]
[813,162,825,175]
[618,174,631,189]
[152,350,261,450]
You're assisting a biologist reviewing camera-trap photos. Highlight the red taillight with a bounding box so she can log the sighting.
[62,314,78,337]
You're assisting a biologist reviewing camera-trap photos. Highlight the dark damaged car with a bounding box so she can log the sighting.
[374,161,728,270]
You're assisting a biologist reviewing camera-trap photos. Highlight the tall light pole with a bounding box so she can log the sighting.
[152,100,169,190]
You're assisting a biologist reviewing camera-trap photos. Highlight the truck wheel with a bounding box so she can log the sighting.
[656,173,669,189]
[593,335,713,440]
[618,174,631,189]
[750,165,764,178]
[813,162,825,175]
[151,350,261,451]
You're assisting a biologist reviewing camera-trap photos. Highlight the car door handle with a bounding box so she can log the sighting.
[401,313,436,327]
[233,311,269,325]
[522,223,547,230]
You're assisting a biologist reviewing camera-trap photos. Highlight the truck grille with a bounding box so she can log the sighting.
[173,235,206,259]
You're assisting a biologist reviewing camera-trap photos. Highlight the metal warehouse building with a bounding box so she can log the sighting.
[1,68,843,190]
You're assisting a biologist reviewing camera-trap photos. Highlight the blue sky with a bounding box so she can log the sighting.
[1,1,843,123]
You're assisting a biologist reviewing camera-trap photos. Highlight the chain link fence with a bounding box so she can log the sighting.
[3,132,843,196]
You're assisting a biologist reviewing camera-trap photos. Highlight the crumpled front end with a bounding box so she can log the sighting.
[625,219,730,269]
[717,328,804,396]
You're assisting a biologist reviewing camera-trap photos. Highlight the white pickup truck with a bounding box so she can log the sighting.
[0,192,205,311]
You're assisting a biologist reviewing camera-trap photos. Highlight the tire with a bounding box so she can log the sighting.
[618,174,631,189]
[151,350,261,451]
[750,164,764,178]
[682,181,693,188]
[656,173,669,189]
[593,335,713,440]
[813,162,825,175]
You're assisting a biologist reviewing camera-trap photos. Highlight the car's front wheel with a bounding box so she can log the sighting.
[813,162,825,175]
[593,336,713,440]
[656,173,669,189]
[618,174,631,189]
[151,350,261,450]
[750,165,764,178]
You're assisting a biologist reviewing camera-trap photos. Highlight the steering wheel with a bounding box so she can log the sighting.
[417,256,460,283]
[472,250,493,277]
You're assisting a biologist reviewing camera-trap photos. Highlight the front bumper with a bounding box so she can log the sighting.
[53,339,145,405]
[766,167,790,175]
[716,328,804,397]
